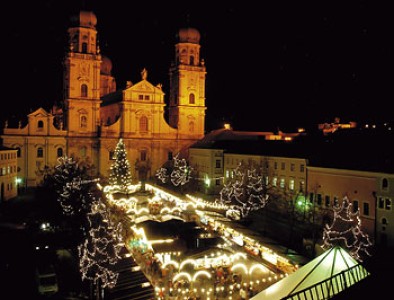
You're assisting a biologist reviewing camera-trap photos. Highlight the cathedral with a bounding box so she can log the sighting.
[0,10,206,187]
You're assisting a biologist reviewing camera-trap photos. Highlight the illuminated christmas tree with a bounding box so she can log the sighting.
[219,162,269,219]
[322,196,373,262]
[109,138,133,192]
[79,199,123,298]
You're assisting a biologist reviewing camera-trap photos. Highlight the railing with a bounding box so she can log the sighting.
[281,263,370,300]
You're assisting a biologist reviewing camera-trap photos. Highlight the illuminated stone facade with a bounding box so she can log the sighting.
[0,11,206,187]
[0,146,18,201]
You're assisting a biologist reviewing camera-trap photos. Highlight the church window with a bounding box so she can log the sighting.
[81,84,88,97]
[140,150,147,161]
[37,147,44,158]
[16,147,21,158]
[189,93,195,104]
[80,115,87,128]
[189,121,195,132]
[37,120,44,130]
[57,147,63,157]
[144,95,150,100]
[190,55,195,65]
[82,42,88,53]
[139,94,144,100]
[139,116,148,132]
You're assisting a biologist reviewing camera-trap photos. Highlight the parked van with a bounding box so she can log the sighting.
[36,263,58,296]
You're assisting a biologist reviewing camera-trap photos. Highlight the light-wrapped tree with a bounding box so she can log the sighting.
[322,196,373,262]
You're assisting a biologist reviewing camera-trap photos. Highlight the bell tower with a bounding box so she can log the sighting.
[62,10,102,136]
[169,27,206,138]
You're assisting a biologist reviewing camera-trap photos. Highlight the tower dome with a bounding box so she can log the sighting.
[177,27,201,44]
[70,10,97,29]
[100,55,113,75]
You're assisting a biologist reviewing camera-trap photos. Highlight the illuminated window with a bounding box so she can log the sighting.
[385,198,391,210]
[189,93,195,104]
[37,147,44,158]
[280,178,285,188]
[272,177,277,186]
[57,148,63,157]
[139,116,148,132]
[81,84,88,97]
[289,179,294,190]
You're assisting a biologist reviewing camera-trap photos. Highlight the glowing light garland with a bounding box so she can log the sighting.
[321,196,373,262]
[155,153,193,186]
[218,162,269,219]
[78,199,123,289]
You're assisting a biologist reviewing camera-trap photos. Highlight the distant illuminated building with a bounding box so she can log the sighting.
[318,117,357,134]
[0,10,206,187]
[0,146,18,201]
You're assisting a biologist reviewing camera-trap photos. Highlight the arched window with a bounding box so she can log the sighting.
[189,121,195,132]
[37,120,44,130]
[139,116,148,132]
[16,147,21,158]
[37,147,44,158]
[382,178,389,190]
[80,115,87,128]
[82,42,88,53]
[189,93,195,104]
[190,55,195,65]
[81,84,88,97]
[57,147,63,157]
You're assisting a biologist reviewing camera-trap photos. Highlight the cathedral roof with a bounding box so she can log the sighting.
[177,27,201,44]
[70,11,97,29]
[100,55,113,75]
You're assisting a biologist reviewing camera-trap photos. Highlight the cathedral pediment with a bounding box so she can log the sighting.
[27,107,52,118]
[125,80,164,95]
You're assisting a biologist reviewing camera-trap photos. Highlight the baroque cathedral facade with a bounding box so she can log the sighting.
[1,11,206,187]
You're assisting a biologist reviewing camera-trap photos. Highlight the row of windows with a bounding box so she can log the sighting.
[225,159,305,173]
[0,165,17,176]
[0,152,17,160]
[309,193,370,216]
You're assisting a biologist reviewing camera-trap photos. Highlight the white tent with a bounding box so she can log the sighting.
[251,246,370,300]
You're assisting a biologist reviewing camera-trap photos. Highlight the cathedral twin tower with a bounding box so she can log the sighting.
[1,10,206,187]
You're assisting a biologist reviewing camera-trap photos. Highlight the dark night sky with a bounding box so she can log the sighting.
[3,0,393,132]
